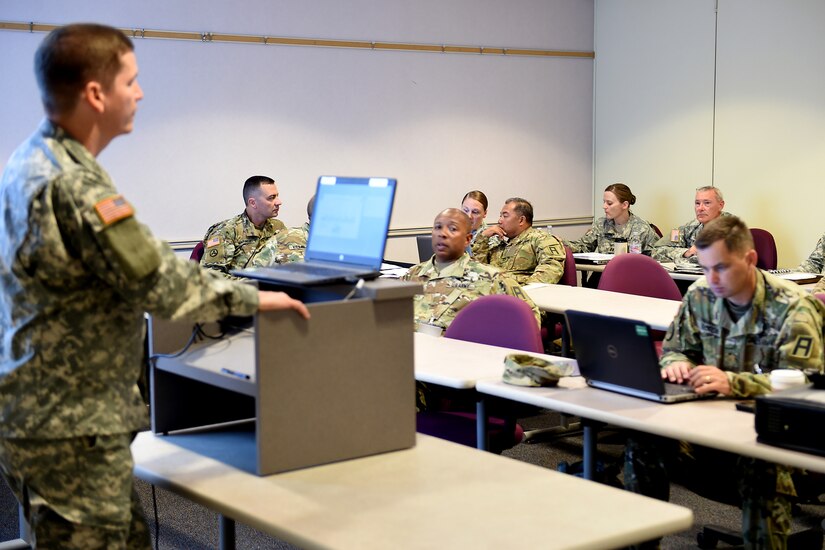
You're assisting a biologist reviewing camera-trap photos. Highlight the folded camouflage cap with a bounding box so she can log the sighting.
[503,353,574,387]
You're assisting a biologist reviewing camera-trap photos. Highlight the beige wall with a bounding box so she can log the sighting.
[594,0,825,268]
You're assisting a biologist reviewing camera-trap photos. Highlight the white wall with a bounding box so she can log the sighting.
[0,0,594,264]
[595,0,825,267]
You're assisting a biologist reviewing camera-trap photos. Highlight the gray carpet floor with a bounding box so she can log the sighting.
[1,412,823,548]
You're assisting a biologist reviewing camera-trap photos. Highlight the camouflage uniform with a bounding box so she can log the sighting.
[402,253,541,332]
[0,120,259,547]
[251,222,309,267]
[567,212,659,255]
[200,211,286,277]
[651,211,732,263]
[471,226,565,285]
[813,277,825,295]
[467,221,488,255]
[796,232,825,274]
[625,270,825,549]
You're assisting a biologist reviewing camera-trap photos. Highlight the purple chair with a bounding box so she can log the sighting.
[189,241,205,262]
[650,223,664,238]
[598,253,682,301]
[560,245,578,287]
[416,295,541,453]
[598,254,682,355]
[750,228,778,270]
[444,294,543,353]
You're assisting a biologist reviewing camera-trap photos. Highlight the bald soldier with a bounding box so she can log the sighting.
[471,197,566,285]
[403,208,540,334]
[626,215,825,549]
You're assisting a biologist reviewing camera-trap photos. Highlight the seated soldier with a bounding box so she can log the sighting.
[200,175,286,277]
[652,185,731,264]
[252,196,314,266]
[626,215,825,549]
[471,197,566,285]
[403,208,540,335]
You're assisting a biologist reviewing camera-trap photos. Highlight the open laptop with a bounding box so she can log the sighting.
[565,309,706,403]
[235,176,396,286]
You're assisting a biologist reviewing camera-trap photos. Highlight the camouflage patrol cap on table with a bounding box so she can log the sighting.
[502,354,574,387]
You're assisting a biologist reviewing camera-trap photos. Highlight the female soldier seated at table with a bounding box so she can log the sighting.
[461,190,489,252]
[567,183,659,255]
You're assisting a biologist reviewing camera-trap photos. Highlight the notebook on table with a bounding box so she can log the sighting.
[235,176,396,286]
[564,309,708,403]
[572,252,614,265]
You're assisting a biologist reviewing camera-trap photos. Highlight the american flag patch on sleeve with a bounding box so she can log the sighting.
[206,237,221,247]
[94,195,135,226]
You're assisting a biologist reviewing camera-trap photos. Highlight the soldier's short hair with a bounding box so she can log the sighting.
[35,24,134,117]
[696,185,724,202]
[504,197,533,225]
[695,215,753,254]
[243,175,276,203]
[307,195,316,220]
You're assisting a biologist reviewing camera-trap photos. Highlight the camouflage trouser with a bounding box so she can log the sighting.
[624,433,793,550]
[0,433,151,549]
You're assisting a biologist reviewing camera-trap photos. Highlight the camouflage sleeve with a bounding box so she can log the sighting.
[199,222,240,279]
[54,181,258,321]
[471,234,494,263]
[249,235,279,267]
[796,233,825,273]
[494,273,542,327]
[651,224,693,263]
[640,225,661,256]
[567,220,600,253]
[528,234,565,285]
[659,299,703,369]
[730,297,823,398]
[813,277,825,295]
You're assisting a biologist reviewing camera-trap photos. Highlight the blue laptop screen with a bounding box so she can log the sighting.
[305,176,396,268]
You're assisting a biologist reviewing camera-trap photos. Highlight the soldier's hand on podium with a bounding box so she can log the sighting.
[258,291,311,319]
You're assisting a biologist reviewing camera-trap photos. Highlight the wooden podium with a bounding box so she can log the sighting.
[147,279,419,475]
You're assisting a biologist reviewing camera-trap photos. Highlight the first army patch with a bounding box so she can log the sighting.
[789,335,814,359]
[94,195,134,225]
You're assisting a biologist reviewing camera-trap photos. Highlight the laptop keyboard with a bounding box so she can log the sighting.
[663,382,695,395]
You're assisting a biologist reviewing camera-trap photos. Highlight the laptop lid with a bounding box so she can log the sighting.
[234,176,396,285]
[304,175,396,269]
[564,310,699,403]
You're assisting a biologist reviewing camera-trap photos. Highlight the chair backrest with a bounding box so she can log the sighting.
[650,223,663,238]
[444,294,543,353]
[416,235,434,262]
[750,228,778,270]
[190,241,205,262]
[598,253,682,301]
[561,245,578,287]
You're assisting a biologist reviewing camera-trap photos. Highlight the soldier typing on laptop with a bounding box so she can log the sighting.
[626,215,825,549]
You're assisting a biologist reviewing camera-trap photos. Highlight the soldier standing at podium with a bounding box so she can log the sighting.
[0,24,309,548]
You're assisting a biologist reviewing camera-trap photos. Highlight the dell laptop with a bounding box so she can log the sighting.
[565,309,706,403]
[235,175,396,286]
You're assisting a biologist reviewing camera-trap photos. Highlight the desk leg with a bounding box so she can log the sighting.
[476,397,488,451]
[219,515,236,550]
[582,421,600,481]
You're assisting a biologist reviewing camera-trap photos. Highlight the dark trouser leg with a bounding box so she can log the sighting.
[624,433,672,502]
[739,458,791,550]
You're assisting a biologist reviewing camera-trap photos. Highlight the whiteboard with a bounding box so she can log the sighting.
[0,0,595,243]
